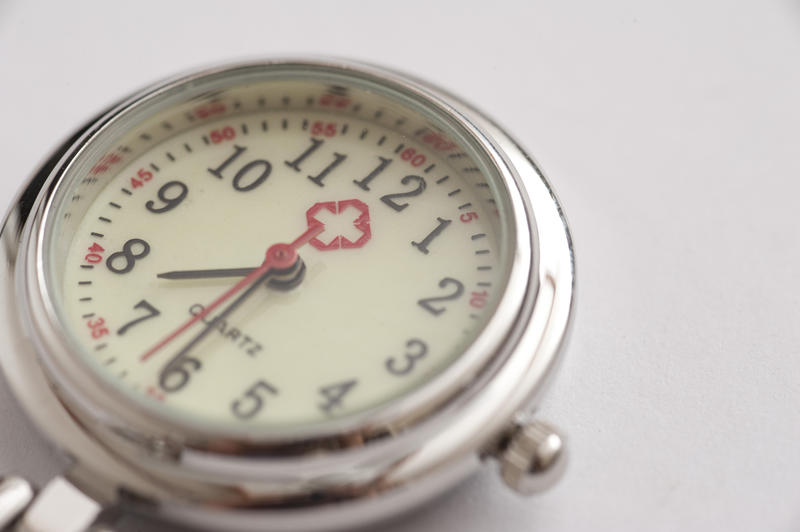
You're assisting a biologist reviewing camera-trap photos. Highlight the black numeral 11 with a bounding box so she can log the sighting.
[411,217,452,255]
[284,138,347,187]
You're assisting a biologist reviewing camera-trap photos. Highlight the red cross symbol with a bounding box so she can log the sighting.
[305,199,371,251]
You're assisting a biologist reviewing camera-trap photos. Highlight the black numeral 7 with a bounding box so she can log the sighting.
[116,299,161,335]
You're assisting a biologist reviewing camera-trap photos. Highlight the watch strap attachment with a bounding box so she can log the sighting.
[0,476,32,530]
[0,476,110,532]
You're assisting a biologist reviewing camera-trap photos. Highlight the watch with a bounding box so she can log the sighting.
[0,59,574,532]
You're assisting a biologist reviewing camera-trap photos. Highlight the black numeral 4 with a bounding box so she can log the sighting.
[318,380,358,414]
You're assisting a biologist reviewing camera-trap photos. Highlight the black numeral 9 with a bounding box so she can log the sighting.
[145,180,188,213]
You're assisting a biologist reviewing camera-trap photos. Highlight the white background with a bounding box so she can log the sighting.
[1,1,799,531]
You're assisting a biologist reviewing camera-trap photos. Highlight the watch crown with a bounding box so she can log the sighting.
[499,420,567,495]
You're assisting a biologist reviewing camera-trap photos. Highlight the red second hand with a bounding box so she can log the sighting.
[139,224,323,363]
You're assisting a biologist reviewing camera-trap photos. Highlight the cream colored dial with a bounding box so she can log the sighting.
[56,89,509,427]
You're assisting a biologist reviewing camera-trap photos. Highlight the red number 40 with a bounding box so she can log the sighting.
[84,242,105,264]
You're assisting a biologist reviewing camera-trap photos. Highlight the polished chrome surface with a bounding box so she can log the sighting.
[500,420,567,495]
[0,59,575,531]
[15,477,101,532]
[0,476,33,530]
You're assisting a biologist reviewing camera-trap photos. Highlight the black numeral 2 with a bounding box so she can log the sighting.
[417,278,464,316]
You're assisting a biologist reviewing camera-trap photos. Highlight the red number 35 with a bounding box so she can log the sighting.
[87,317,109,339]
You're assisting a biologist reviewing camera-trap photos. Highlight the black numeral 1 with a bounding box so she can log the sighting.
[411,217,452,255]
[353,156,392,191]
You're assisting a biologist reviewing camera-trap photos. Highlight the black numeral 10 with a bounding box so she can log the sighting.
[208,145,272,192]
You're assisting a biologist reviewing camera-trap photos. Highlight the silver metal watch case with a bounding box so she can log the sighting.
[0,60,575,531]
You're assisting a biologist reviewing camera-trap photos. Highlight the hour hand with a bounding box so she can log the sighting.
[157,267,256,280]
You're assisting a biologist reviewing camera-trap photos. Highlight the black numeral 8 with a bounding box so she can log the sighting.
[106,238,150,274]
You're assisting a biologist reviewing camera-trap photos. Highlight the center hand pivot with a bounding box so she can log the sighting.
[140,224,322,364]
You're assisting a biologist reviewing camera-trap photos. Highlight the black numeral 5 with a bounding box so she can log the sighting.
[231,380,279,420]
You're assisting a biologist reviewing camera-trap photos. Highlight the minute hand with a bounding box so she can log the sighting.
[157,267,256,280]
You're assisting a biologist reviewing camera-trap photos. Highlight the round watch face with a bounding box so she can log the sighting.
[40,63,520,430]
